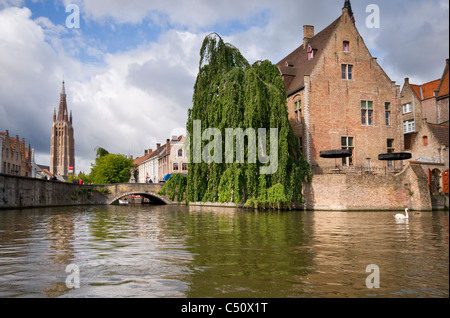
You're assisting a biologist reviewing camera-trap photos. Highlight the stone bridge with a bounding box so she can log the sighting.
[0,174,176,209]
[84,183,172,205]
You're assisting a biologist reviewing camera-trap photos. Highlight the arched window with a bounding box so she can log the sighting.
[423,136,428,146]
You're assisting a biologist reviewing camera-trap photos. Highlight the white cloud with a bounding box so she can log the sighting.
[0,0,448,175]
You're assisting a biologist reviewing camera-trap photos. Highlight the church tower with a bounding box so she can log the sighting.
[50,81,75,177]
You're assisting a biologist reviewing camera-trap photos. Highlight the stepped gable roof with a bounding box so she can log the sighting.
[277,17,341,96]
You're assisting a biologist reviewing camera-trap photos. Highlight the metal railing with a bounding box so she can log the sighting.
[311,165,403,176]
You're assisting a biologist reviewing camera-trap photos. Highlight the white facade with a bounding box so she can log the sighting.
[137,155,159,184]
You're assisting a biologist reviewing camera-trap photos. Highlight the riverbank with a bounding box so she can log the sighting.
[2,163,445,211]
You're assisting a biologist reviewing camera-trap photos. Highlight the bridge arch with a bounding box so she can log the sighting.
[108,192,170,205]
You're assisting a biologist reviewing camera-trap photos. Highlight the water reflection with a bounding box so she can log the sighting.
[0,206,448,298]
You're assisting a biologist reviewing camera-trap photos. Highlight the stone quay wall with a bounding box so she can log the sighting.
[303,164,432,211]
[1,163,433,211]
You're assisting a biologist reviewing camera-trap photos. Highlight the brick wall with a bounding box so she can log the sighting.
[437,96,449,125]
[303,163,432,211]
[287,12,403,169]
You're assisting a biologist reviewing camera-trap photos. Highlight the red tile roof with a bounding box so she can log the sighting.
[410,79,441,101]
[437,67,449,98]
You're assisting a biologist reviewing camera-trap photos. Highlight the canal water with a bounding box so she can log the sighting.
[0,205,448,298]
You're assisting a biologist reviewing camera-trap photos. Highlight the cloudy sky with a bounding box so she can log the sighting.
[0,0,448,174]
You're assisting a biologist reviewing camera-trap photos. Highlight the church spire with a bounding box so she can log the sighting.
[61,80,66,96]
[57,80,69,122]
[343,0,355,23]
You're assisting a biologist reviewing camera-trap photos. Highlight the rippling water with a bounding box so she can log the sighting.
[0,205,448,298]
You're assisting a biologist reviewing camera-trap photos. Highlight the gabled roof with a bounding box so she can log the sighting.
[134,145,166,166]
[410,79,441,101]
[437,61,449,98]
[427,123,449,146]
[277,16,341,96]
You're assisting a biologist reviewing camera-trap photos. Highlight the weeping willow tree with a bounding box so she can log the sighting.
[186,33,310,209]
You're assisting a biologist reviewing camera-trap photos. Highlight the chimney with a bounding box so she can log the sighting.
[172,135,178,141]
[303,25,314,48]
[157,143,161,149]
[166,139,170,155]
[145,150,148,155]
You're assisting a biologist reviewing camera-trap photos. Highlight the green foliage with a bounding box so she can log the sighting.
[89,153,134,185]
[186,33,311,208]
[95,147,110,159]
[158,174,188,202]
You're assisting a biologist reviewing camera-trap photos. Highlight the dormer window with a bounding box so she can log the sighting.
[343,41,350,52]
[285,61,294,67]
[307,45,314,60]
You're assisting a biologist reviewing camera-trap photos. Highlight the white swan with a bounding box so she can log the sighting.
[395,208,409,220]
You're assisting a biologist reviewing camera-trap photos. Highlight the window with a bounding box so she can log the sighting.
[361,101,374,126]
[182,163,188,171]
[385,103,391,126]
[403,103,412,114]
[178,149,183,157]
[343,41,350,52]
[307,45,314,60]
[387,139,395,167]
[341,136,354,166]
[298,137,303,153]
[342,64,353,80]
[173,163,179,171]
[403,120,415,133]
[423,136,429,146]
[295,100,302,124]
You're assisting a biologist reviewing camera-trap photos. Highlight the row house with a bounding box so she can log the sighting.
[0,130,35,177]
[400,60,449,206]
[133,135,188,183]
[400,59,449,150]
[277,0,403,174]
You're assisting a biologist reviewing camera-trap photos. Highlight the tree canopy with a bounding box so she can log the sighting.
[186,33,310,208]
[89,148,134,185]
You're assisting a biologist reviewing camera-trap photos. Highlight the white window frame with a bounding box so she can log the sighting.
[403,120,415,133]
[403,103,412,114]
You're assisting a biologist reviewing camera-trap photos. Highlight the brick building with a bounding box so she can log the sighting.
[400,59,449,150]
[158,136,188,182]
[133,135,188,183]
[133,143,165,184]
[277,1,403,174]
[436,59,449,126]
[50,81,75,178]
[0,130,34,177]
